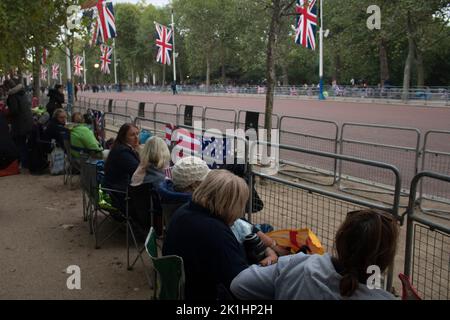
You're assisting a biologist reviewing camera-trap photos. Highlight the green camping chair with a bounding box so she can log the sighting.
[145,227,185,300]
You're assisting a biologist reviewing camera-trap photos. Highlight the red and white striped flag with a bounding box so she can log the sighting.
[172,128,202,159]
[165,123,175,146]
[41,48,49,65]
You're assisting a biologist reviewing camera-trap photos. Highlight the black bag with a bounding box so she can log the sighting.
[27,122,49,174]
[222,162,264,213]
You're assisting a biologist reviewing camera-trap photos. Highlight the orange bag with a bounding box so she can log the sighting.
[267,228,325,255]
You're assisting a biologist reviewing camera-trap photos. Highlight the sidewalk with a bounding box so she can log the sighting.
[0,172,149,299]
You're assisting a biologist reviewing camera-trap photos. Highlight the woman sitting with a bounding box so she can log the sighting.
[162,169,250,300]
[159,156,286,261]
[231,209,399,300]
[70,112,103,159]
[103,123,140,214]
[131,136,170,189]
[43,108,69,151]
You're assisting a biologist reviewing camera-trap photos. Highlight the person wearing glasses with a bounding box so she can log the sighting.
[231,209,399,300]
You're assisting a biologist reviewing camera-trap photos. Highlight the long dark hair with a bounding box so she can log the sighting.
[335,209,399,297]
[105,123,139,172]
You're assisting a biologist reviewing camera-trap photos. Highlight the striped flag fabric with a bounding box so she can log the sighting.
[41,48,49,65]
[74,55,84,77]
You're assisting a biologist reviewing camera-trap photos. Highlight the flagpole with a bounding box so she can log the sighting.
[83,50,87,85]
[171,9,177,83]
[319,0,325,100]
[113,39,118,86]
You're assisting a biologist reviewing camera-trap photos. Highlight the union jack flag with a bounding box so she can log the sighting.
[74,55,84,77]
[155,22,173,65]
[40,66,48,81]
[41,48,49,65]
[100,44,113,74]
[52,64,60,80]
[96,0,117,43]
[295,0,318,50]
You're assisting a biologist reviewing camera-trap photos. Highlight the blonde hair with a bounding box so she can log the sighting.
[71,112,83,123]
[140,136,171,170]
[192,170,249,226]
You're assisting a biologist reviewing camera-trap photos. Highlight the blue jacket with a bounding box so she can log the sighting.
[103,144,140,191]
[162,201,248,300]
[158,180,192,203]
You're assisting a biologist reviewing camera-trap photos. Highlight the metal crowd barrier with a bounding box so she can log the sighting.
[102,112,134,135]
[278,116,339,186]
[420,131,450,219]
[203,107,237,132]
[247,141,402,291]
[404,172,450,300]
[339,123,420,202]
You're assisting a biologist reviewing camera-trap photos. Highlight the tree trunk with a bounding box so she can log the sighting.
[333,52,341,83]
[280,63,289,86]
[33,47,40,98]
[416,49,425,87]
[221,45,226,85]
[264,0,282,141]
[379,37,390,86]
[402,12,415,101]
[206,53,211,92]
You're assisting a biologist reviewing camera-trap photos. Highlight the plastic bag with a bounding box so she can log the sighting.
[49,147,65,175]
[266,228,325,255]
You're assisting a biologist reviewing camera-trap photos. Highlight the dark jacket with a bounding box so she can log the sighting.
[103,144,140,191]
[142,166,166,190]
[43,118,69,151]
[0,113,18,169]
[6,84,33,138]
[162,202,249,300]
[46,89,64,117]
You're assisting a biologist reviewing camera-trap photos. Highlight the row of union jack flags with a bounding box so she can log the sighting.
[40,64,60,81]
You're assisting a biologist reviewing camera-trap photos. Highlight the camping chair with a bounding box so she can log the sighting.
[145,227,185,300]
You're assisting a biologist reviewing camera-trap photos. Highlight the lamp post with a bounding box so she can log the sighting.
[94,63,99,93]
[116,58,121,92]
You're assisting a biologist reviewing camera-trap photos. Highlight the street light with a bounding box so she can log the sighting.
[94,64,100,92]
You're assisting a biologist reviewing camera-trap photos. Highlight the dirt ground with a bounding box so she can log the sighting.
[0,172,151,300]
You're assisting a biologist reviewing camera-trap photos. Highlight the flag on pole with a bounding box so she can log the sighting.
[155,22,173,65]
[100,44,113,74]
[40,66,48,81]
[95,0,117,43]
[295,0,318,50]
[52,64,60,80]
[41,48,49,65]
[74,55,84,77]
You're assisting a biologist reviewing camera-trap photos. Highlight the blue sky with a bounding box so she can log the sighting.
[115,0,170,7]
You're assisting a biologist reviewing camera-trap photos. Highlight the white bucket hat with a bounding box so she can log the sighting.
[172,156,211,190]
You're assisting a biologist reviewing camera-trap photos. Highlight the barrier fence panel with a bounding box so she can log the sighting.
[420,131,450,218]
[279,116,339,186]
[404,172,450,300]
[248,143,402,290]
[103,112,133,136]
[178,104,204,127]
[339,123,420,200]
[154,103,178,137]
[134,116,167,140]
[237,110,279,130]
[203,107,237,133]
[112,99,128,115]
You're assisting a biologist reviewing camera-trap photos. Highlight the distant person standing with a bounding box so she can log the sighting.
[171,81,178,95]
[4,78,33,169]
[46,84,65,117]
